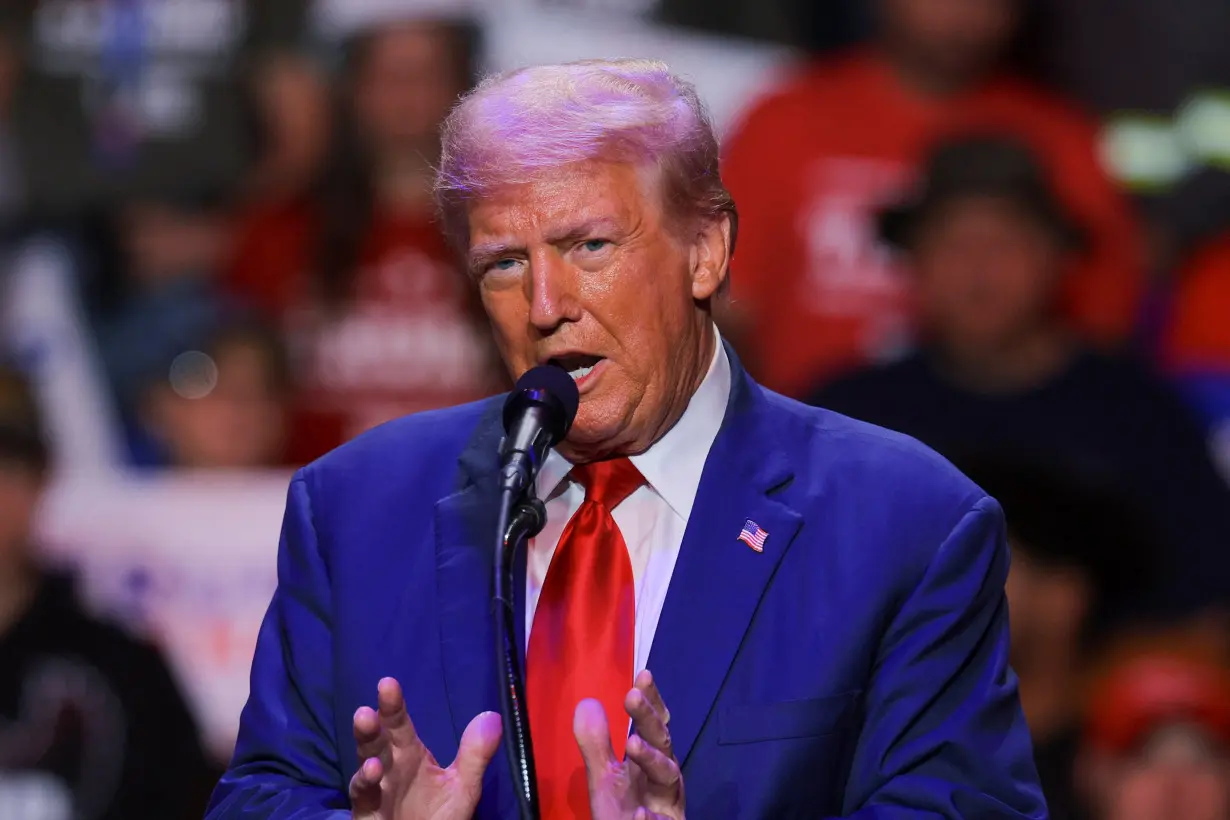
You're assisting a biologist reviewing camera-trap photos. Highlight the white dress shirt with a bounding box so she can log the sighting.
[527,329,732,676]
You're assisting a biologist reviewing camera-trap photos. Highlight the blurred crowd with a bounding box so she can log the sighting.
[0,0,1227,818]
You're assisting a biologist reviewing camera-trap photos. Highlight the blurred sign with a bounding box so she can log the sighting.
[311,3,794,138]
[476,7,794,135]
[33,470,291,761]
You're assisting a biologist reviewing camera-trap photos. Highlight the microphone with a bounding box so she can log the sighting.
[499,365,580,499]
[494,365,578,820]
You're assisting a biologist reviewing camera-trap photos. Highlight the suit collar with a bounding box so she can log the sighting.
[644,345,803,766]
[630,328,730,520]
[457,398,505,491]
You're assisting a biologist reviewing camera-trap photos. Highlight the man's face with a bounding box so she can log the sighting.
[468,160,729,460]
[150,340,286,469]
[1004,542,1089,666]
[881,0,1017,85]
[1092,727,1230,820]
[353,22,463,157]
[912,196,1066,352]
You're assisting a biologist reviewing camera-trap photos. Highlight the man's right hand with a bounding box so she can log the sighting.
[349,677,502,820]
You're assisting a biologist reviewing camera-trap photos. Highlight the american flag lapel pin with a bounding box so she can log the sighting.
[737,519,768,552]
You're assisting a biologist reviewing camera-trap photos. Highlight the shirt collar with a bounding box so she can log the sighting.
[535,326,731,520]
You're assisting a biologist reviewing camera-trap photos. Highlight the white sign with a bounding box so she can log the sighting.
[34,471,292,760]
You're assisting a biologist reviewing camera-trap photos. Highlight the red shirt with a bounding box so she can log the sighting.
[1163,232,1230,373]
[722,49,1145,397]
[227,196,505,465]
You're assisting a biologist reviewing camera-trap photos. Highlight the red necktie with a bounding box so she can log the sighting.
[527,458,643,820]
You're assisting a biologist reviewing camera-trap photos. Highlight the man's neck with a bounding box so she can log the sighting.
[933,324,1076,395]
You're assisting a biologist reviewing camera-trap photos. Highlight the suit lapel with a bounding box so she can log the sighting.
[646,353,804,766]
[434,401,523,819]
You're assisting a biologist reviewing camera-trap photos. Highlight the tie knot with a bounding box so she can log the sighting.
[570,457,645,510]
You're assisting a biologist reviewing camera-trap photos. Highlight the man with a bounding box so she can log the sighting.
[136,314,290,469]
[1076,635,1230,820]
[720,0,1142,398]
[958,458,1155,820]
[0,365,214,819]
[209,59,1044,819]
[812,134,1230,623]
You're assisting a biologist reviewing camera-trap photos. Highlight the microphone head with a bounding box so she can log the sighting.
[503,365,580,442]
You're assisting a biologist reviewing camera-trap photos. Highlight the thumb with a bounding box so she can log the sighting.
[572,698,617,775]
[452,711,503,784]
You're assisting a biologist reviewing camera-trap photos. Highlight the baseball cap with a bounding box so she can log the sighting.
[878,133,1087,251]
[1084,647,1230,754]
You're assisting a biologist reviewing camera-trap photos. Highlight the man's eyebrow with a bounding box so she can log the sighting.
[468,241,519,262]
[467,218,624,267]
[546,218,623,245]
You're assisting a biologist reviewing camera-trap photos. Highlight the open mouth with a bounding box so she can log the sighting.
[548,354,605,382]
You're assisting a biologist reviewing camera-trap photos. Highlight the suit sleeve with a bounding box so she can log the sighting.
[834,497,1048,819]
[206,474,351,819]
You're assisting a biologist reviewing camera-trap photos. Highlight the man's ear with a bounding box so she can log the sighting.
[689,213,733,302]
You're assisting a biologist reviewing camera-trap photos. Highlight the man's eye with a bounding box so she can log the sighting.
[581,239,610,253]
[491,258,519,271]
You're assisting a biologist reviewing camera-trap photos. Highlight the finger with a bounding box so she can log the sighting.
[450,711,503,785]
[353,706,390,768]
[348,756,384,813]
[376,677,420,749]
[626,734,682,793]
[573,698,618,777]
[633,670,668,723]
[625,687,672,762]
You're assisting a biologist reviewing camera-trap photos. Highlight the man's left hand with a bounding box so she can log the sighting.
[573,670,685,820]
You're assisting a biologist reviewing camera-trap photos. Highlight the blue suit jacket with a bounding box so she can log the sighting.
[208,351,1047,819]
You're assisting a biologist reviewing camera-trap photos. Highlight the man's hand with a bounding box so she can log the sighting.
[574,670,685,820]
[349,677,502,820]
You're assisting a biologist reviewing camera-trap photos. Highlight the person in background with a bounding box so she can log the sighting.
[812,134,1230,623]
[1158,230,1230,481]
[136,316,289,470]
[226,11,504,466]
[1,232,130,473]
[721,0,1143,398]
[961,457,1155,820]
[0,20,24,234]
[237,49,332,206]
[92,182,235,451]
[1023,0,1230,282]
[1076,634,1230,820]
[5,0,254,225]
[0,365,214,820]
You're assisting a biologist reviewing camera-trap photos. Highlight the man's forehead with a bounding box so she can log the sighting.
[466,163,654,247]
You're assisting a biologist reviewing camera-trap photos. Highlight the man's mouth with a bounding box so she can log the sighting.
[547,354,605,384]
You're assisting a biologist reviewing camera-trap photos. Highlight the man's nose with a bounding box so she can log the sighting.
[527,250,580,331]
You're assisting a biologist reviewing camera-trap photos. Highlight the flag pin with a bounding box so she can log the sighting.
[737,519,768,552]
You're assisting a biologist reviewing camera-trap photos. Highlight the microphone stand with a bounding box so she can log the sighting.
[494,486,546,820]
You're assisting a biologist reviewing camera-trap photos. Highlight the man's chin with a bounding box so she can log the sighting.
[559,414,626,461]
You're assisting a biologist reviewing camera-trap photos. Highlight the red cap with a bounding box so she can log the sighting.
[1085,651,1230,754]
